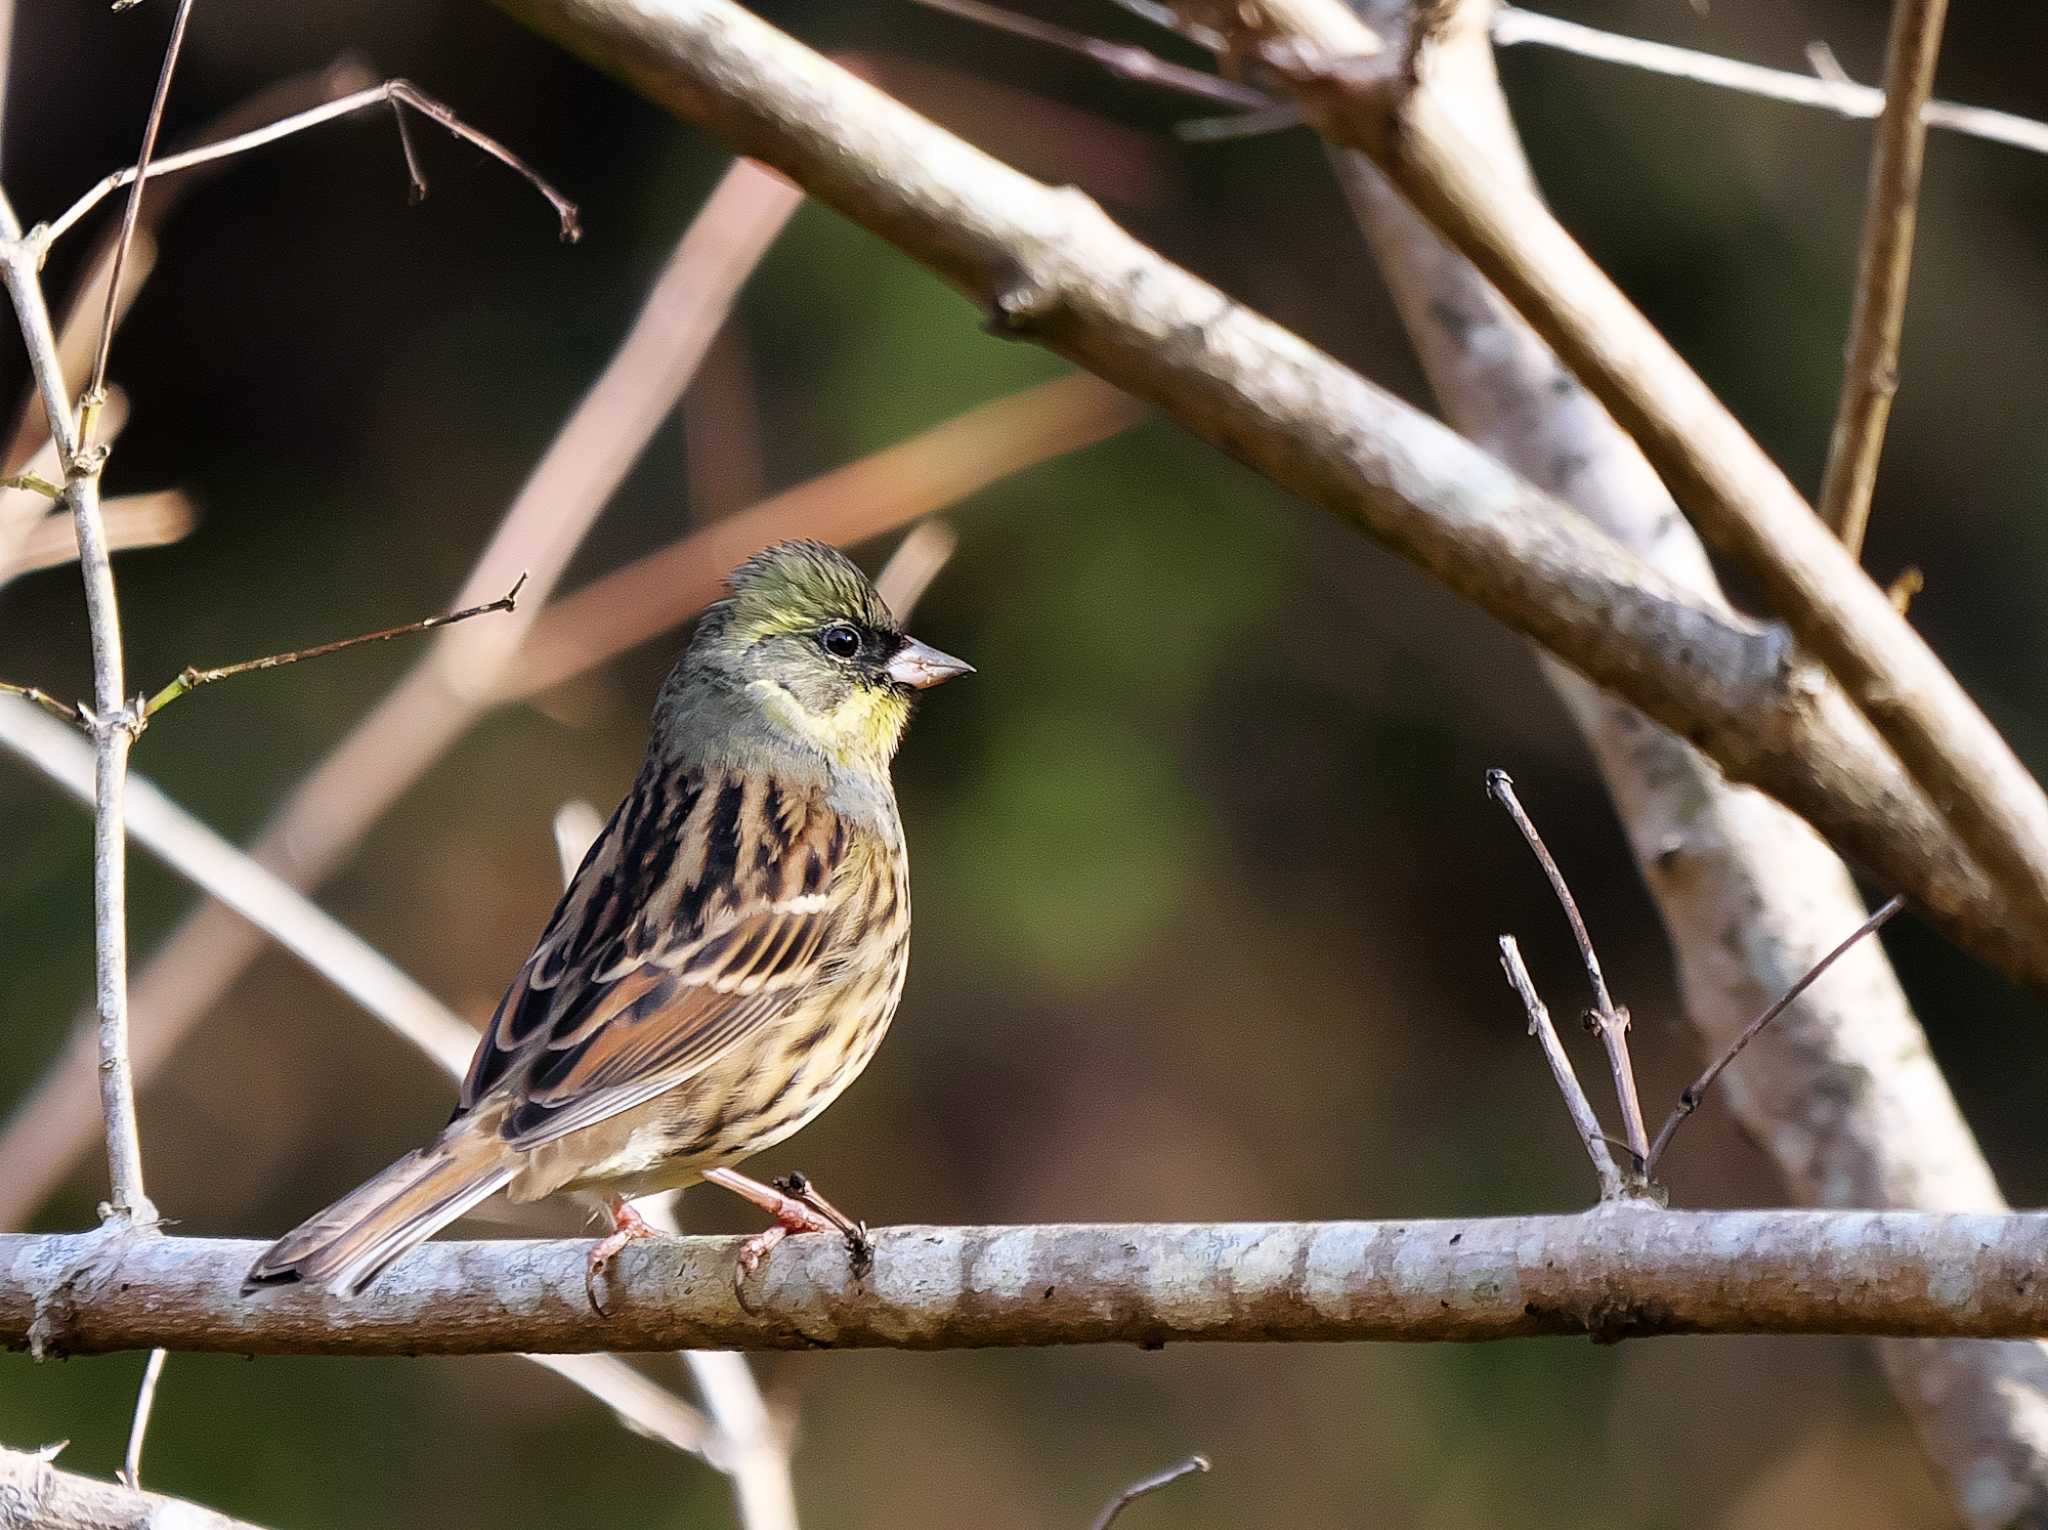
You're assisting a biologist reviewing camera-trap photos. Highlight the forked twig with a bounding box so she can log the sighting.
[1497,936,1625,1202]
[38,78,581,252]
[1647,896,1907,1173]
[141,575,526,717]
[1089,1453,1210,1530]
[1485,769,1651,1172]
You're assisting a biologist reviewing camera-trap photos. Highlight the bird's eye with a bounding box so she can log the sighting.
[819,624,861,660]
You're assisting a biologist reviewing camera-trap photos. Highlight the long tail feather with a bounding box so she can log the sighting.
[243,1126,516,1297]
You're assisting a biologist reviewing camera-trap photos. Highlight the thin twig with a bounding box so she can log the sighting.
[1491,8,2048,159]
[1497,936,1625,1202]
[1816,0,1949,556]
[37,77,580,252]
[909,0,1266,108]
[117,1347,167,1488]
[141,574,526,717]
[83,0,195,445]
[1647,896,1907,1173]
[1485,769,1651,1172]
[0,681,81,724]
[1089,1453,1211,1530]
[0,196,154,1226]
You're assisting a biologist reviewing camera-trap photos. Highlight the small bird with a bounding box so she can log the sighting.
[246,540,970,1300]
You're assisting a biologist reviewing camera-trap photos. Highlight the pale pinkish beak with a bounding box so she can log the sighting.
[885,637,974,690]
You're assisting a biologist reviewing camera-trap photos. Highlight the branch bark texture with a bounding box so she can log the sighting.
[7,1214,2048,1356]
[487,0,2048,998]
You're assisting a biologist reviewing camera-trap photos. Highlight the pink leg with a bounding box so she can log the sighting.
[703,1167,871,1280]
[584,1194,659,1314]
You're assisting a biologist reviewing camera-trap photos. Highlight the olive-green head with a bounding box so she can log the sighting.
[665,539,971,773]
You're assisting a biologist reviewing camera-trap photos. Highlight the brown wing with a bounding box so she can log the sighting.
[457,764,851,1150]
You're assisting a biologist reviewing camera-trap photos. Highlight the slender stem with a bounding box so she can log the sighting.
[0,679,81,723]
[0,197,154,1224]
[1486,770,1651,1169]
[118,1347,167,1488]
[1497,936,1625,1201]
[1817,0,1950,556]
[142,574,526,717]
[38,78,580,252]
[84,0,195,441]
[1090,1454,1211,1530]
[1647,896,1907,1172]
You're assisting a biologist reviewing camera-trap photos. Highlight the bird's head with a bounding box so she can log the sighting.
[668,539,971,774]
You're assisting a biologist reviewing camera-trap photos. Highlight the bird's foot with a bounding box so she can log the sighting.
[774,1172,872,1279]
[585,1195,659,1315]
[705,1166,872,1286]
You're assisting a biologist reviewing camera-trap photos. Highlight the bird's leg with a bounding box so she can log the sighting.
[703,1166,871,1280]
[584,1193,659,1314]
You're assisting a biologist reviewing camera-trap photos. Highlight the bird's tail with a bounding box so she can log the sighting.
[243,1122,516,1298]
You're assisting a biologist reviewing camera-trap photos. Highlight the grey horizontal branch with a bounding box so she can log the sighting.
[6,1212,2047,1357]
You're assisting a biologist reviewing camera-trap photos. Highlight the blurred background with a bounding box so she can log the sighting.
[4,0,2048,1525]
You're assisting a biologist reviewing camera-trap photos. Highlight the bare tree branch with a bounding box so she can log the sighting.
[484,0,2044,997]
[0,1443,276,1530]
[1817,0,1949,555]
[1177,0,2048,958]
[8,1213,2048,1355]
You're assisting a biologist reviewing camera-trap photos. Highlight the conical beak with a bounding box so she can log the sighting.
[886,636,974,690]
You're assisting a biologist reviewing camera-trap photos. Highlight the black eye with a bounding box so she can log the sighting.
[819,624,861,660]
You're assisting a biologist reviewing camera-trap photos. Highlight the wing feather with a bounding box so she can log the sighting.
[456,762,854,1150]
